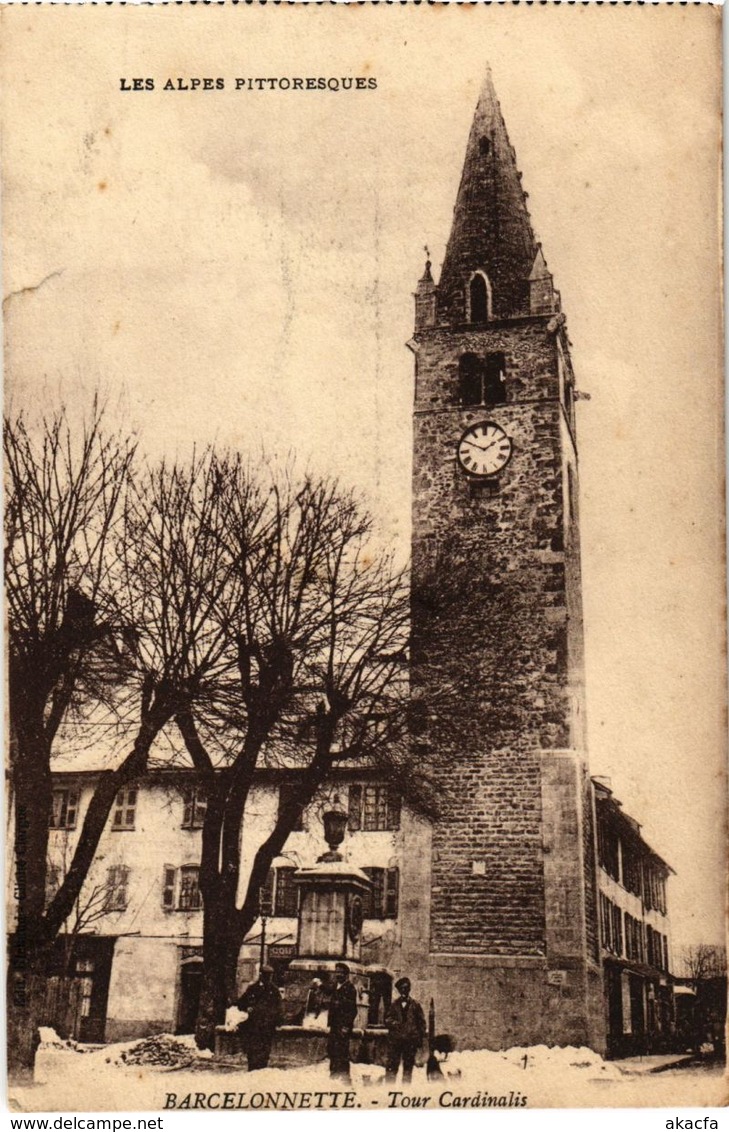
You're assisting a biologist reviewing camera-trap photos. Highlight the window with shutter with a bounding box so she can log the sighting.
[105,865,129,911]
[622,852,642,898]
[120,866,129,909]
[458,353,483,406]
[384,867,399,918]
[274,867,299,917]
[361,867,382,918]
[50,787,80,830]
[76,958,94,1018]
[597,821,620,882]
[363,785,386,831]
[182,787,207,829]
[351,785,401,831]
[259,869,274,917]
[113,787,137,830]
[484,353,507,405]
[613,904,623,956]
[179,866,202,911]
[362,867,395,918]
[385,792,401,831]
[162,866,176,910]
[347,785,362,832]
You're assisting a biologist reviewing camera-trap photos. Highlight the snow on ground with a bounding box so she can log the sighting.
[7,1033,726,1112]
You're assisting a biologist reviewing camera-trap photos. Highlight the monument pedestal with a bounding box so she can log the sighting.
[296,860,370,960]
[283,856,372,1030]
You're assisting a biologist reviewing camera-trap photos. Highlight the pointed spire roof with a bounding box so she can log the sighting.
[528,245,549,281]
[437,70,539,323]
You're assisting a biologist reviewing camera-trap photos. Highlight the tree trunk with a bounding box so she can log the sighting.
[8,692,174,1074]
[7,951,48,1079]
[195,913,229,1052]
[223,939,240,1003]
[9,707,54,1078]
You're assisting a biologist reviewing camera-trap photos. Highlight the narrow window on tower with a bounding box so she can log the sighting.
[484,352,507,404]
[468,273,490,323]
[458,353,483,406]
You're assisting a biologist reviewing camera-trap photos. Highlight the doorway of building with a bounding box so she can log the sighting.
[177,960,203,1035]
[629,973,647,1053]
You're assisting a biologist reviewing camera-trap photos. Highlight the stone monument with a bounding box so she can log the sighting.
[285,795,372,1031]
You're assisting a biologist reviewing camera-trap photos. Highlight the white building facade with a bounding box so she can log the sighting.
[42,768,425,1042]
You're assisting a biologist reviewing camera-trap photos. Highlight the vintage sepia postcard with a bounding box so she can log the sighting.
[1,2,725,1115]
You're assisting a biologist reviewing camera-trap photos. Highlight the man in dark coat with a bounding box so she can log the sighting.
[327,962,358,1081]
[385,977,426,1084]
[237,964,283,1071]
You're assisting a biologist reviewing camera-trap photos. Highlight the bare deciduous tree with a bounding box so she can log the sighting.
[7,408,431,1065]
[5,411,241,1072]
[5,403,135,1072]
[173,471,422,1050]
[681,943,727,984]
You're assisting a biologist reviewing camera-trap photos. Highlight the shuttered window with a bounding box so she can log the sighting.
[361,867,399,919]
[50,788,79,830]
[384,867,399,918]
[348,785,401,832]
[162,866,177,910]
[599,893,624,956]
[179,866,202,911]
[182,787,207,829]
[112,787,137,830]
[105,865,129,911]
[274,866,299,917]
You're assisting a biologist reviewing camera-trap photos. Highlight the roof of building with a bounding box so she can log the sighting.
[436,68,542,324]
[593,777,675,876]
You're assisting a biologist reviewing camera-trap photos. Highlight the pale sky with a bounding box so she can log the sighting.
[2,4,724,956]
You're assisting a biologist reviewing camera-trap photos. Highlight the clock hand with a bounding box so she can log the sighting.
[463,438,504,456]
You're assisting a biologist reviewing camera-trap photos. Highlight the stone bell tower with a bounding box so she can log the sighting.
[402,70,606,1052]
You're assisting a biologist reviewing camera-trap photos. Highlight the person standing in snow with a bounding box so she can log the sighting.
[237,964,283,1070]
[385,977,426,1084]
[327,963,358,1081]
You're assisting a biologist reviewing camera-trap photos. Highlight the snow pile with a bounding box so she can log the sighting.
[108,1033,207,1069]
[38,1027,90,1053]
[38,1027,68,1048]
[15,1036,725,1112]
[455,1044,626,1083]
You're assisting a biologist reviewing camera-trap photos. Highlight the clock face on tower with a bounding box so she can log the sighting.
[457,422,513,477]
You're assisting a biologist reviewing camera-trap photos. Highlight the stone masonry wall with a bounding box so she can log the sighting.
[411,316,584,956]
